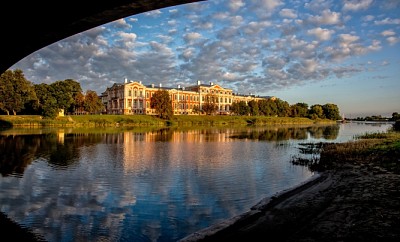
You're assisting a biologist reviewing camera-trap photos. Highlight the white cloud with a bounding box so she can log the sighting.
[279,9,297,19]
[304,0,333,12]
[381,30,396,36]
[222,72,237,80]
[258,0,284,11]
[183,32,202,44]
[228,0,245,11]
[343,0,373,11]
[387,36,399,45]
[307,27,335,41]
[308,9,341,25]
[374,18,400,25]
[118,32,137,42]
[144,10,162,18]
[362,15,374,22]
[110,19,131,29]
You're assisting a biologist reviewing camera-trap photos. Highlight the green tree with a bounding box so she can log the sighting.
[202,94,218,115]
[34,83,58,118]
[248,100,259,116]
[231,100,250,116]
[308,104,324,119]
[0,69,37,115]
[322,103,341,120]
[150,89,173,119]
[290,103,308,117]
[275,98,291,117]
[49,79,82,113]
[84,90,104,114]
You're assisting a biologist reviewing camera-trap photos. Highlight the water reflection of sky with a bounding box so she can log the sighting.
[0,123,393,241]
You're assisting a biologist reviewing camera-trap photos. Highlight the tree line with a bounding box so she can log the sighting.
[1,69,342,120]
[0,69,104,118]
[150,90,342,120]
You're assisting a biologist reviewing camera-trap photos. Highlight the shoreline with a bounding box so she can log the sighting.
[180,163,400,241]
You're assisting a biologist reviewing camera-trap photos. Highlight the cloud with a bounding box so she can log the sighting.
[10,0,400,100]
[228,0,245,12]
[362,15,375,22]
[381,30,396,36]
[308,9,341,25]
[304,0,333,12]
[387,36,399,45]
[374,18,400,25]
[279,9,297,19]
[258,0,284,11]
[144,10,162,18]
[342,0,373,11]
[307,27,335,41]
[183,32,202,44]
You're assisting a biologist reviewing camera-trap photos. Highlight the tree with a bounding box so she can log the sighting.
[290,103,308,117]
[49,79,82,113]
[275,98,291,117]
[248,100,259,116]
[202,94,218,115]
[0,69,37,115]
[231,101,249,116]
[322,103,341,120]
[391,112,400,121]
[150,89,173,119]
[34,83,58,118]
[84,90,104,114]
[308,104,324,119]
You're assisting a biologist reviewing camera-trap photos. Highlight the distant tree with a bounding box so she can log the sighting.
[192,105,200,115]
[248,100,259,116]
[0,69,37,115]
[322,103,341,120]
[290,103,308,117]
[49,79,82,113]
[34,83,58,118]
[391,112,400,121]
[231,100,250,116]
[258,99,269,116]
[275,98,291,117]
[202,94,218,115]
[150,89,173,119]
[308,104,324,119]
[84,90,104,114]
[74,92,85,114]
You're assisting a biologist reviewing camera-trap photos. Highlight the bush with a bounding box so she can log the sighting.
[393,120,400,132]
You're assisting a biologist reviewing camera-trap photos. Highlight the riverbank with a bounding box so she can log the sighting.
[180,130,400,241]
[0,115,335,128]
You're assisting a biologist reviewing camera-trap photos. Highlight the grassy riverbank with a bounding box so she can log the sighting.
[0,114,335,128]
[293,127,400,174]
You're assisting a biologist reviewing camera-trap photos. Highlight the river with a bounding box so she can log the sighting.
[0,122,393,241]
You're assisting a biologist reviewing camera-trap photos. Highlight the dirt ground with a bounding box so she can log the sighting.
[180,162,400,242]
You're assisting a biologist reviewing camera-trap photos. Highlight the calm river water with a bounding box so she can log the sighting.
[0,122,393,241]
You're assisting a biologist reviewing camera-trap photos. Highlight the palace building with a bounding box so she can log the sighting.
[101,79,275,115]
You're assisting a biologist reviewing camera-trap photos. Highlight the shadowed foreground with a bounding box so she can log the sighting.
[180,166,400,241]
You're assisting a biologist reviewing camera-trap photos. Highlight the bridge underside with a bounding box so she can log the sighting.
[0,0,203,74]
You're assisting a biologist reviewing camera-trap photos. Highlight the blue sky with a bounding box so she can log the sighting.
[12,0,400,117]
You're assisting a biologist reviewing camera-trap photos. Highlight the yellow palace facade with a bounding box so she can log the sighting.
[101,79,274,115]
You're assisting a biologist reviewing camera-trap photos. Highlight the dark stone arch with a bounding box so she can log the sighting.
[0,0,205,74]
